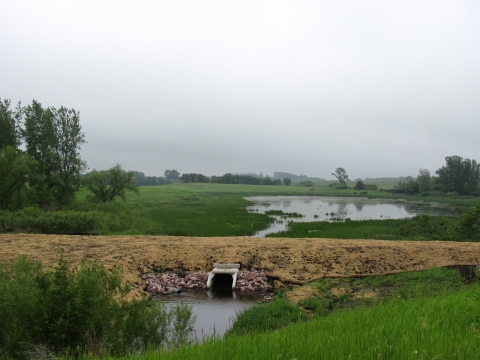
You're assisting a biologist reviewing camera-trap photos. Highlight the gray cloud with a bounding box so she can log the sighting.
[1,1,479,179]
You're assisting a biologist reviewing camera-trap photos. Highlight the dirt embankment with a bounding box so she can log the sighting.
[1,234,479,299]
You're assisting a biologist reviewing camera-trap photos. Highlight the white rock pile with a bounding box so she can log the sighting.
[142,269,272,295]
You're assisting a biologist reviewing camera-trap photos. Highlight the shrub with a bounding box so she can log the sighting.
[398,215,458,241]
[0,256,195,359]
[458,205,480,241]
[298,181,314,187]
[354,181,365,190]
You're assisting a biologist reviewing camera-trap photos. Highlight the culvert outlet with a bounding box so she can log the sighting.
[206,263,240,290]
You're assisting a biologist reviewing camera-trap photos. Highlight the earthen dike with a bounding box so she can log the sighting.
[1,234,479,299]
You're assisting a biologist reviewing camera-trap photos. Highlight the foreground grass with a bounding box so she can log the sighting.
[94,285,480,359]
[79,267,479,360]
[229,267,469,335]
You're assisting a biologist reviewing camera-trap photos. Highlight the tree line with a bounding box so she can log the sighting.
[180,173,291,185]
[382,156,480,196]
[333,159,480,196]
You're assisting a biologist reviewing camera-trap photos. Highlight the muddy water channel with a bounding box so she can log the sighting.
[246,196,454,237]
[155,289,260,340]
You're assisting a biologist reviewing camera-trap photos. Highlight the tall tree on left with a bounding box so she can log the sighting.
[0,98,23,150]
[22,100,87,206]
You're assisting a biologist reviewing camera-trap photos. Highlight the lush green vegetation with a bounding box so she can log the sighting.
[1,182,479,236]
[267,205,480,241]
[231,267,469,334]
[86,267,480,360]
[0,257,195,359]
[268,206,480,241]
[268,218,414,239]
[227,296,307,336]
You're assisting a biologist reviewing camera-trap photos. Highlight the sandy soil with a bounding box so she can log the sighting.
[1,234,479,299]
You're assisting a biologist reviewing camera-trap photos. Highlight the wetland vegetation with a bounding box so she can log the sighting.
[2,183,479,244]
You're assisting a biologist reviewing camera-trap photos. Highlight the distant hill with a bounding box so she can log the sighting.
[362,176,414,183]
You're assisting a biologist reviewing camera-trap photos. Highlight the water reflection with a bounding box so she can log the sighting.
[245,196,453,237]
[157,289,259,340]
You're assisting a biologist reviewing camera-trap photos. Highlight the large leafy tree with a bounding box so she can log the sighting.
[417,168,431,193]
[332,167,349,186]
[0,99,22,150]
[164,169,180,180]
[435,155,480,195]
[83,164,138,202]
[21,100,86,205]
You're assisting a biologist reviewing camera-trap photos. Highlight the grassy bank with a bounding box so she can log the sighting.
[150,288,480,359]
[88,267,480,359]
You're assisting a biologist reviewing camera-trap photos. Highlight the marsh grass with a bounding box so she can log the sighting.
[268,218,413,239]
[2,183,478,236]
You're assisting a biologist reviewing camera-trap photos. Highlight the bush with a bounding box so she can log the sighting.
[335,185,348,190]
[398,215,458,241]
[0,207,99,233]
[354,181,365,190]
[0,256,195,359]
[458,205,480,241]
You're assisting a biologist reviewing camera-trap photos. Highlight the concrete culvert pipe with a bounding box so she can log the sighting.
[206,264,240,289]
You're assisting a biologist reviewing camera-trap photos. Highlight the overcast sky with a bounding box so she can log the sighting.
[1,1,479,179]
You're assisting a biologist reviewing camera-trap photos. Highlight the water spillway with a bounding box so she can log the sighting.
[206,263,240,290]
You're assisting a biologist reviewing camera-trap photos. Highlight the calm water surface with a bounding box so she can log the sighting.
[156,289,260,340]
[245,196,454,237]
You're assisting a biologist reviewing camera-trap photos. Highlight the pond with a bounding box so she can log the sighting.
[156,289,260,340]
[245,196,454,237]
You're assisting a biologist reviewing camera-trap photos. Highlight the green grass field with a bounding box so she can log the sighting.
[3,182,478,236]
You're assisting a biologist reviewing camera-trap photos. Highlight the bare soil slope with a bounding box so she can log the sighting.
[1,234,479,299]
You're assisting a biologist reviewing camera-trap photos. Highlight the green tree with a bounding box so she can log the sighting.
[435,155,480,195]
[0,146,35,210]
[22,100,86,205]
[0,99,22,150]
[354,180,365,190]
[282,178,292,186]
[332,168,349,186]
[83,164,138,202]
[164,169,180,181]
[405,180,420,195]
[417,168,431,192]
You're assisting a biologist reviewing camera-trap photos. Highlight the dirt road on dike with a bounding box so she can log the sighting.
[1,234,479,299]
